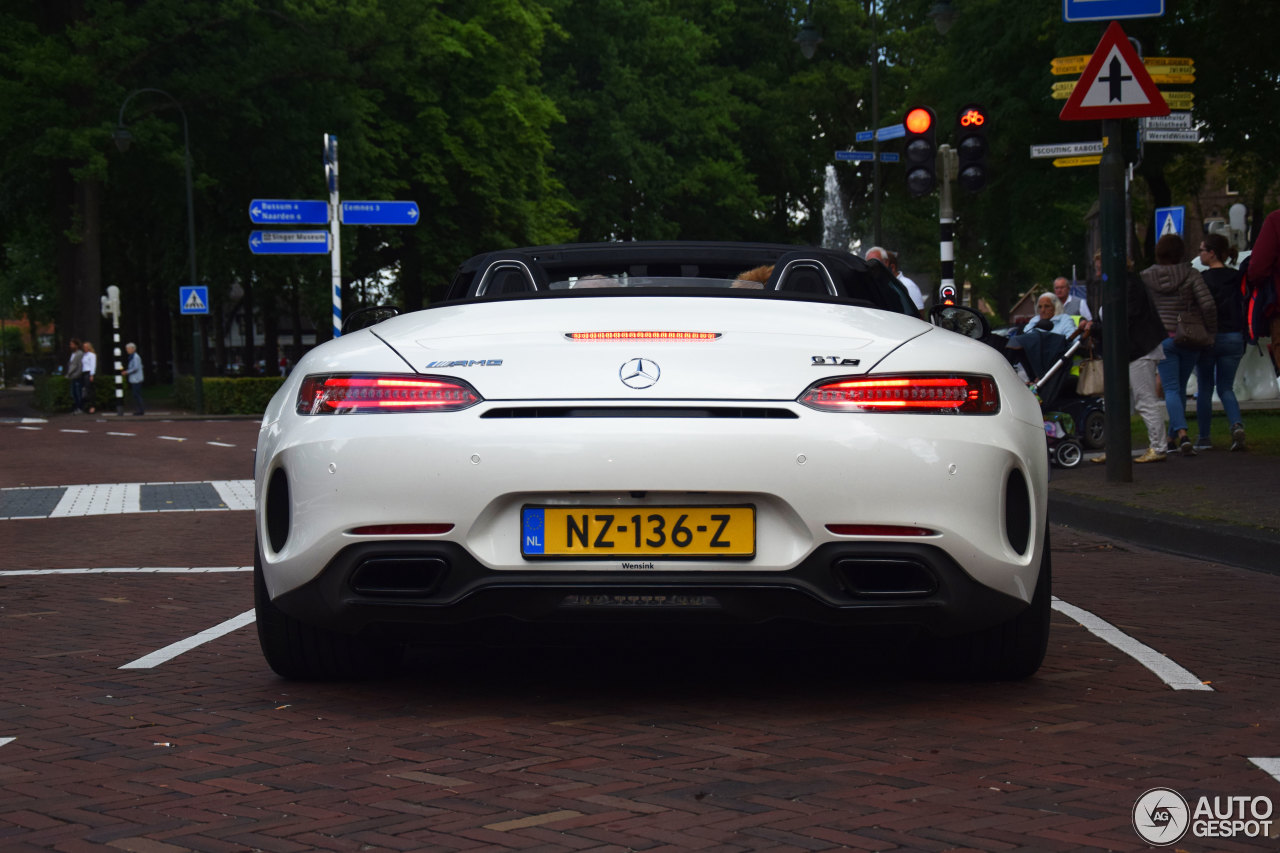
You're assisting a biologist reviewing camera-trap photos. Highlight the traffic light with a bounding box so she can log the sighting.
[955,104,990,192]
[903,106,937,197]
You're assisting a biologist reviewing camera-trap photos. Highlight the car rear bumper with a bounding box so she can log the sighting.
[270,539,1031,641]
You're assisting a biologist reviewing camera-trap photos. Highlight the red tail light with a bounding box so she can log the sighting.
[296,374,481,414]
[826,524,936,536]
[799,374,999,414]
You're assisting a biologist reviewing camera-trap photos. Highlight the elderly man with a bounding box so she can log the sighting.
[1022,293,1078,336]
[865,246,924,312]
[1052,276,1092,326]
[121,342,145,415]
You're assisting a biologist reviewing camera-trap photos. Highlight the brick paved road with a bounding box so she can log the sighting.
[2,417,1279,851]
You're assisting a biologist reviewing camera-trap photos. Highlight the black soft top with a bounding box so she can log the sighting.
[443,241,917,315]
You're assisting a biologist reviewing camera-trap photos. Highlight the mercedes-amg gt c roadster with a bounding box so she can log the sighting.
[254,242,1050,680]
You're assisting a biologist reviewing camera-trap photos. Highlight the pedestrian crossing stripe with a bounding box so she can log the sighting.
[184,289,206,311]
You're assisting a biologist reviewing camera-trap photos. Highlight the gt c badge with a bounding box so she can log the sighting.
[620,357,660,389]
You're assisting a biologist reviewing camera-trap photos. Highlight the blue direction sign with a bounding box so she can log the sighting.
[249,230,331,255]
[855,130,874,143]
[340,200,420,226]
[879,152,900,163]
[835,150,874,162]
[876,123,905,141]
[179,286,209,315]
[249,199,329,225]
[1063,0,1163,22]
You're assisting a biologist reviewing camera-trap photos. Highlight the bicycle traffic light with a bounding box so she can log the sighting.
[955,104,989,192]
[903,106,937,197]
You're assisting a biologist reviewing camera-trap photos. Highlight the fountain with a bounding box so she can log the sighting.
[821,164,851,251]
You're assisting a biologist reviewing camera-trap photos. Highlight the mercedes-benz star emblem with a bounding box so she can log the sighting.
[620,357,660,389]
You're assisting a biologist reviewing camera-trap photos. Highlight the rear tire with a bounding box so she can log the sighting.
[254,543,403,680]
[925,530,1051,680]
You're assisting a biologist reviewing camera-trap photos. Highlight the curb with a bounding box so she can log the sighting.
[1049,491,1280,576]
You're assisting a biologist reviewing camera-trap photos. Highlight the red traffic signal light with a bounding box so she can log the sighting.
[902,106,937,197]
[955,104,989,193]
[905,107,934,135]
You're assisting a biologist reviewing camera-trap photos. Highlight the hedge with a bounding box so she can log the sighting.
[173,375,285,415]
[34,375,284,415]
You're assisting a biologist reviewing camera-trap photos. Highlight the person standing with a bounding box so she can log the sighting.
[1141,233,1217,456]
[80,341,97,415]
[1092,255,1169,464]
[1246,208,1280,372]
[1053,276,1093,328]
[865,246,924,313]
[66,338,84,413]
[1192,234,1246,451]
[121,342,145,416]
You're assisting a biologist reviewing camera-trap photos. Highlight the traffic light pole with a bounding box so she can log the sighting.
[937,145,958,304]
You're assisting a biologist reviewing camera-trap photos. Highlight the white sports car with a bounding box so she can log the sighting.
[254,242,1050,680]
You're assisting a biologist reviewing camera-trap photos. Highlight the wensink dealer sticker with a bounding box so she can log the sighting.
[1132,787,1275,845]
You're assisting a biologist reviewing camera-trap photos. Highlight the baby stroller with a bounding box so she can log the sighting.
[1006,326,1101,468]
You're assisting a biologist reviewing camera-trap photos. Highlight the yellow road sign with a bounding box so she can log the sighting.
[1144,57,1194,67]
[1053,156,1102,168]
[1149,73,1196,85]
[1051,59,1088,76]
[1162,91,1194,107]
[1051,80,1078,93]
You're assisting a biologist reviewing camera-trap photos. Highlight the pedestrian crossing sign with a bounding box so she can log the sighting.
[179,285,210,315]
[1155,206,1184,239]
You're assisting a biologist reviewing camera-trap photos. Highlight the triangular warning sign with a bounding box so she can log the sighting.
[1060,21,1169,121]
[183,289,206,311]
[1160,213,1178,237]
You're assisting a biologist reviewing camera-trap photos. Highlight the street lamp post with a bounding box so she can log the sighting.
[114,88,203,414]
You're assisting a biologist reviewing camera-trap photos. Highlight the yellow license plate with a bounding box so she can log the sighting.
[521,506,755,558]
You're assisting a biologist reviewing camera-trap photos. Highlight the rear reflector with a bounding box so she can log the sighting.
[799,374,999,414]
[566,331,720,341]
[826,524,936,537]
[297,374,480,414]
[350,524,454,536]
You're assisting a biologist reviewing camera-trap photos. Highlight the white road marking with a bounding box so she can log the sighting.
[0,566,251,577]
[17,426,41,431]
[1052,597,1213,691]
[119,609,256,669]
[0,737,14,748]
[60,429,89,434]
[158,435,187,442]
[106,431,136,436]
[207,441,236,447]
[50,483,140,517]
[211,480,256,510]
[1249,757,1280,784]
